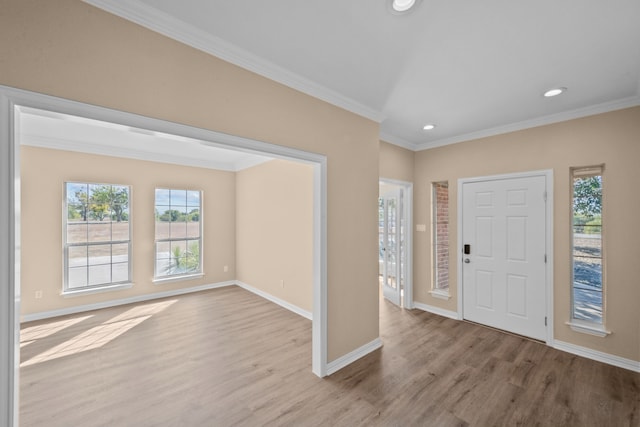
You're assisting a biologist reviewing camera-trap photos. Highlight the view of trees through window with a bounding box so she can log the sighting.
[154,189,202,277]
[65,183,131,290]
[572,170,603,324]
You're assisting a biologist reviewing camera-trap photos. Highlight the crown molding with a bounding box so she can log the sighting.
[415,95,640,151]
[83,0,385,124]
[378,131,418,151]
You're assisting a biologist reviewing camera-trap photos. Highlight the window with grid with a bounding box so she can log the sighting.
[571,166,604,325]
[432,181,449,291]
[64,182,131,292]
[154,188,202,279]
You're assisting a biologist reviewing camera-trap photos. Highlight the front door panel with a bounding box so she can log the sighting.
[462,175,546,340]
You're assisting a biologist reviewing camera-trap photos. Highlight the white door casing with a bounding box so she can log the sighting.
[461,173,548,341]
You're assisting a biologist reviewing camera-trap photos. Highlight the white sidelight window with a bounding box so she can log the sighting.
[432,181,449,292]
[570,165,605,332]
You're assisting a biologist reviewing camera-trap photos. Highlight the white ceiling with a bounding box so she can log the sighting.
[85,0,640,150]
[18,107,274,171]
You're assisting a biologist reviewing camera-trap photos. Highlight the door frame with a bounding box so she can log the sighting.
[0,85,329,426]
[457,169,554,344]
[379,178,413,308]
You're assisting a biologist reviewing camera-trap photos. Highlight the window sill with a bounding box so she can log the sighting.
[429,289,451,300]
[566,320,611,337]
[153,273,204,285]
[62,282,133,298]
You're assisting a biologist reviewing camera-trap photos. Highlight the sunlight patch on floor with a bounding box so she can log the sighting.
[20,299,178,367]
[21,315,93,342]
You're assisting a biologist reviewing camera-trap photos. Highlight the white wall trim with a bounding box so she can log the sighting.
[413,302,459,320]
[82,0,385,124]
[21,281,236,323]
[0,84,19,427]
[235,281,312,320]
[326,338,383,376]
[379,132,417,151]
[457,169,554,344]
[553,340,640,373]
[416,95,640,151]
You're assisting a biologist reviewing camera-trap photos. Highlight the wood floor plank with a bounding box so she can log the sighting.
[20,286,640,426]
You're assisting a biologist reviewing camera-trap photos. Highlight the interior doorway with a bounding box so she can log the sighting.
[378,179,413,308]
[0,86,329,425]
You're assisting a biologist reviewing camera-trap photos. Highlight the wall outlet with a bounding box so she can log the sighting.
[35,290,43,299]
[416,224,427,232]
[223,265,228,273]
[280,280,285,288]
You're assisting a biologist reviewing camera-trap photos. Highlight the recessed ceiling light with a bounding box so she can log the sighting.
[391,0,417,13]
[543,87,567,98]
[423,124,436,130]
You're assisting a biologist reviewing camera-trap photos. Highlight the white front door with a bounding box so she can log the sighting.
[462,175,547,340]
[379,189,403,306]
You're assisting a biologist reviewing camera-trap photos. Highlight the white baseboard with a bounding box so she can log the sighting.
[413,301,459,320]
[326,337,383,376]
[235,281,312,320]
[21,281,236,323]
[553,340,640,373]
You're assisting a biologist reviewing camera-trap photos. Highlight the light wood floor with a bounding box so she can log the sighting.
[20,286,639,426]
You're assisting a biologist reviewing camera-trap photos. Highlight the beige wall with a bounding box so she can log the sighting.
[379,140,414,182]
[2,0,379,362]
[414,107,640,362]
[20,147,236,315]
[236,159,314,312]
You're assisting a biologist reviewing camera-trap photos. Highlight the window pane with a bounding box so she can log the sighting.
[156,241,171,259]
[187,218,200,238]
[156,219,170,241]
[68,266,87,289]
[88,222,112,242]
[112,243,128,258]
[170,190,187,206]
[67,183,89,222]
[186,240,201,272]
[433,182,449,290]
[88,264,111,286]
[155,189,170,205]
[88,245,111,265]
[170,240,187,254]
[187,190,200,207]
[170,220,188,239]
[68,246,88,267]
[112,262,129,283]
[113,221,129,241]
[67,223,88,244]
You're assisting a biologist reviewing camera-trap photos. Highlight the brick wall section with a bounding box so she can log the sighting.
[434,182,449,290]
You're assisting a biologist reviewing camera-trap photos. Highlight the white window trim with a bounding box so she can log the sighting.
[570,165,605,330]
[431,181,450,294]
[566,319,611,337]
[153,188,203,280]
[63,182,132,293]
[153,273,204,285]
[62,282,133,298]
[428,289,451,300]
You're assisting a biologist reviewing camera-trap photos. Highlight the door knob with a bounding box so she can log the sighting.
[464,258,470,263]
